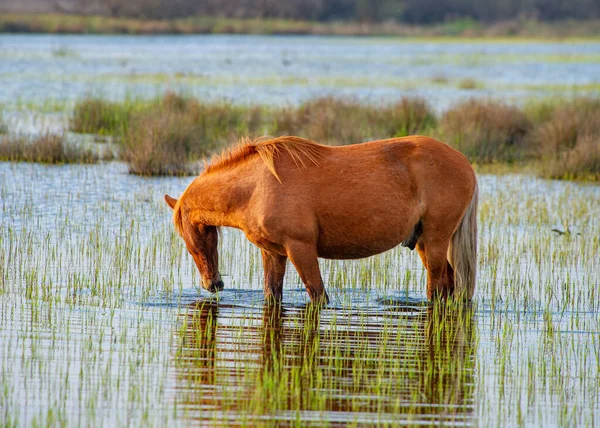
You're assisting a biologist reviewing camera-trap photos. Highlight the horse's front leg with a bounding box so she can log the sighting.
[261,250,287,302]
[285,241,330,304]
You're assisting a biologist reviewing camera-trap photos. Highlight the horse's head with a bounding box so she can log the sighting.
[165,194,224,293]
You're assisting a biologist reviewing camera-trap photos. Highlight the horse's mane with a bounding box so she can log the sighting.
[203,136,323,183]
[172,136,323,234]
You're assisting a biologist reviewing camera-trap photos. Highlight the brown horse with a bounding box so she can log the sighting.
[165,136,478,304]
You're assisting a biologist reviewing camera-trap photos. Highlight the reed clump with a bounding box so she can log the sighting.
[123,106,204,176]
[0,133,99,164]
[274,96,435,145]
[440,99,532,163]
[457,78,481,90]
[69,97,133,135]
[379,97,437,136]
[530,98,600,180]
[543,135,600,180]
[122,92,266,175]
[274,97,367,145]
[64,92,600,180]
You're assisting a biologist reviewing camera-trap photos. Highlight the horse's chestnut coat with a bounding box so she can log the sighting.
[165,135,478,303]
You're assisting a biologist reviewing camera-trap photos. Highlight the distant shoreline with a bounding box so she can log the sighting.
[1,13,600,39]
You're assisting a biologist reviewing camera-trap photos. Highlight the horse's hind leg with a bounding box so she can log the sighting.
[423,239,455,300]
[261,250,287,302]
[285,241,330,304]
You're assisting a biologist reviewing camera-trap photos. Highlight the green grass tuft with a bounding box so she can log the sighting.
[0,133,100,164]
[69,97,134,135]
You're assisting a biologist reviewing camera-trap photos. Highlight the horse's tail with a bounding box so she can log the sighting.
[448,182,478,300]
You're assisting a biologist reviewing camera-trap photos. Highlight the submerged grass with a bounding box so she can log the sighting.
[1,161,598,426]
[63,93,600,180]
[0,133,100,164]
[176,300,477,425]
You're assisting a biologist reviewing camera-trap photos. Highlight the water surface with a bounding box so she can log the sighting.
[1,161,598,426]
[1,34,599,111]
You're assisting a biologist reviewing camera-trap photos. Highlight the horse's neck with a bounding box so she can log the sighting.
[186,169,252,229]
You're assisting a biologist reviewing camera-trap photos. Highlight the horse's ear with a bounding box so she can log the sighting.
[164,194,178,210]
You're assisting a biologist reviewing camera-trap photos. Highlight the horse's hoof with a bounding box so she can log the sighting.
[204,279,224,293]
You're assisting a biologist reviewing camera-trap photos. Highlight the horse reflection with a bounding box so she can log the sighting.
[173,300,476,425]
[175,301,219,387]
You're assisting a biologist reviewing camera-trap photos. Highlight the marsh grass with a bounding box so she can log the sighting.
[528,98,600,155]
[431,74,450,84]
[542,135,600,181]
[0,114,7,134]
[0,133,99,164]
[70,94,437,174]
[528,97,600,180]
[122,92,267,175]
[69,97,135,135]
[274,97,367,145]
[440,99,532,163]
[123,109,203,176]
[457,77,482,90]
[382,97,438,136]
[275,96,436,144]
[65,93,600,180]
[51,45,77,58]
[70,94,435,175]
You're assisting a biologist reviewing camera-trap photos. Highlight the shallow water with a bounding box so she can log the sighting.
[2,34,599,136]
[1,35,599,112]
[172,300,475,426]
[1,161,599,426]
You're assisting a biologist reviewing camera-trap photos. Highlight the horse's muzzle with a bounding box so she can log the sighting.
[203,278,224,293]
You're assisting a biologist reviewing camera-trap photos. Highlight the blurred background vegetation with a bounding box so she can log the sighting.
[1,0,599,36]
[3,0,599,22]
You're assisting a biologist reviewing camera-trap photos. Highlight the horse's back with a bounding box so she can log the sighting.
[308,136,475,204]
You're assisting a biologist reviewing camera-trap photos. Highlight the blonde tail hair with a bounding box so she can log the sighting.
[448,183,479,299]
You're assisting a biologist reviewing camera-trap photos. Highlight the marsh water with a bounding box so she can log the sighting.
[1,161,599,426]
[1,34,600,132]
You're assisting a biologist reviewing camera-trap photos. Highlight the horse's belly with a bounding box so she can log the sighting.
[316,236,403,260]
[314,202,418,260]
